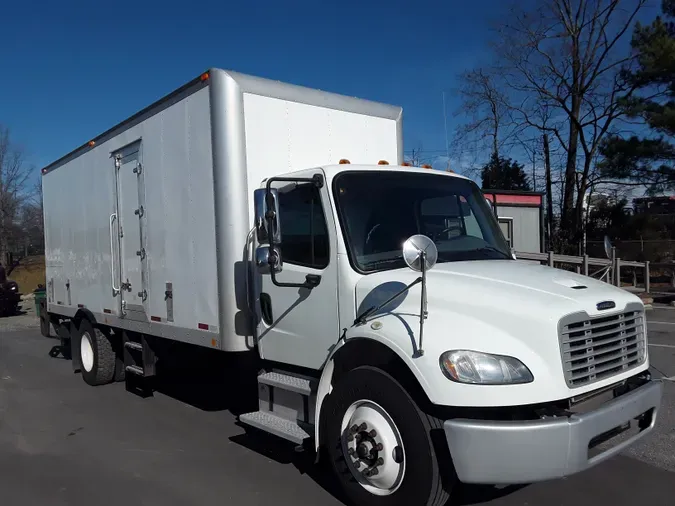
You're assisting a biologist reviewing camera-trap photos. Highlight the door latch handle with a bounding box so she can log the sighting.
[136,248,146,260]
[138,290,147,301]
[134,206,144,218]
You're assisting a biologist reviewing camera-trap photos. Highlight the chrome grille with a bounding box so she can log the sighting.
[559,307,646,388]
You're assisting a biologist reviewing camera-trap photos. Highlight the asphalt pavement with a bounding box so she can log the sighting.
[0,307,674,506]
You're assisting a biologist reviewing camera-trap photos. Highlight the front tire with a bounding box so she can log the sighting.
[77,319,115,386]
[325,366,452,506]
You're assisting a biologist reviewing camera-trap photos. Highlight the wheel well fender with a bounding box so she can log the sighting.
[314,336,433,453]
[73,308,98,328]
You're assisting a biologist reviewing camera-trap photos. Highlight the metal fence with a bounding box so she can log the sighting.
[514,249,668,294]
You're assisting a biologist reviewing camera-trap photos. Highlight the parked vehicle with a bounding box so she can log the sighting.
[0,279,21,317]
[41,69,662,506]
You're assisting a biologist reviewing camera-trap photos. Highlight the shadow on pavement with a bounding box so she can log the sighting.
[48,336,528,506]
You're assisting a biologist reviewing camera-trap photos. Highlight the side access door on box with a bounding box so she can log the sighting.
[111,140,149,321]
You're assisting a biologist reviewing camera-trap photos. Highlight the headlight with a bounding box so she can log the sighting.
[10,286,16,291]
[439,350,533,385]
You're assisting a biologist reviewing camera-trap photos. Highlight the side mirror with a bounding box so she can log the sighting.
[255,246,283,274]
[402,235,438,272]
[603,235,613,259]
[254,188,281,244]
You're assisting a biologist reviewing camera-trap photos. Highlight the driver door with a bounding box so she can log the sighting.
[255,170,340,370]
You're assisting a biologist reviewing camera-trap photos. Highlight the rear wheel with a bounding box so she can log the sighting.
[325,366,453,506]
[39,301,51,337]
[77,319,115,386]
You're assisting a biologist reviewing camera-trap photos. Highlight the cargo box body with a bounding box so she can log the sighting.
[42,69,402,352]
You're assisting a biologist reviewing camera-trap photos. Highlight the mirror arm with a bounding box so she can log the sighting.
[270,269,322,290]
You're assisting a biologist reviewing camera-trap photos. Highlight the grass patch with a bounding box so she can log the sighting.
[9,255,46,293]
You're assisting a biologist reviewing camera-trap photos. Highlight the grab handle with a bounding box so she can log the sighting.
[109,213,120,296]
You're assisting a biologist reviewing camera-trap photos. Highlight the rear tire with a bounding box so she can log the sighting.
[77,319,115,386]
[325,366,453,506]
[39,301,51,337]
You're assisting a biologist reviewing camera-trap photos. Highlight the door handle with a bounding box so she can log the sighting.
[109,213,120,296]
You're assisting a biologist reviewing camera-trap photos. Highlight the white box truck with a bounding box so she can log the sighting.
[41,68,662,506]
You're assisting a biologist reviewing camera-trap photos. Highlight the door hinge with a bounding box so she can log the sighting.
[133,163,142,175]
[134,205,144,218]
[138,290,147,301]
[121,279,132,292]
[136,248,146,260]
[114,154,122,170]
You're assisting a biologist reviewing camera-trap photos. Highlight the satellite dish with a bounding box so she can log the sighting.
[603,235,613,259]
[402,235,438,272]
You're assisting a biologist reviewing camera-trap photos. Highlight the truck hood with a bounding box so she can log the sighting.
[353,259,646,406]
[356,260,639,320]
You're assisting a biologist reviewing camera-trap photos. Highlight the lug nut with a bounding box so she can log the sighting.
[376,457,384,466]
[375,443,383,451]
[354,460,361,469]
[347,448,355,456]
[350,424,359,434]
[370,467,379,476]
[347,434,354,442]
[358,423,367,431]
[369,429,377,438]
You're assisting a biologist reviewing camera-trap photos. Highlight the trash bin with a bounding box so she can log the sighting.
[34,286,46,319]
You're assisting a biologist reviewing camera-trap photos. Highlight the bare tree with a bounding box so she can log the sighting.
[452,68,516,170]
[495,0,646,241]
[0,125,33,265]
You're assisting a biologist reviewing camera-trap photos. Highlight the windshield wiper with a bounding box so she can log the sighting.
[474,246,510,258]
[362,258,404,270]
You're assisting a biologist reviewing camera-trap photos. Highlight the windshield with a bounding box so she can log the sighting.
[333,171,512,273]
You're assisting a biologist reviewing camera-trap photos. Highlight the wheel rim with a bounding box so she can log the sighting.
[340,400,406,496]
[80,332,94,372]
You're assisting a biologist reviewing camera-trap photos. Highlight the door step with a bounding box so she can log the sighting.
[125,364,144,376]
[238,369,317,445]
[122,332,156,379]
[257,371,312,395]
[124,341,143,352]
[238,411,310,445]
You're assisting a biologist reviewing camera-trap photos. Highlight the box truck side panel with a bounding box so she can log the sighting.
[242,93,399,224]
[44,86,218,348]
[141,87,218,338]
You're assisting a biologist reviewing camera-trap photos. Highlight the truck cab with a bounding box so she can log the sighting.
[245,162,662,506]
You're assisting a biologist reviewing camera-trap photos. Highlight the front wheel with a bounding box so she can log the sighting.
[325,366,453,506]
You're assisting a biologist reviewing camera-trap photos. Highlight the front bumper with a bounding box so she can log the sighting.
[443,380,662,484]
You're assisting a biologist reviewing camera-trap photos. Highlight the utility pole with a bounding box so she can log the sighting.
[442,91,449,160]
[543,133,553,251]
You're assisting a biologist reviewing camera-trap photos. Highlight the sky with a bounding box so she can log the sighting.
[0,0,502,175]
[0,0,663,181]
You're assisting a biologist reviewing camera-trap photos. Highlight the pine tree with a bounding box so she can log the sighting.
[480,153,531,191]
[599,0,675,193]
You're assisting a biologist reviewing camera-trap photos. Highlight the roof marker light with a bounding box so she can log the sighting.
[378,160,389,165]
[88,140,95,147]
[421,164,432,169]
[200,72,210,81]
[339,159,351,164]
[401,162,412,166]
